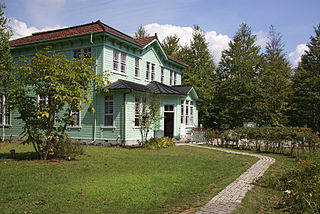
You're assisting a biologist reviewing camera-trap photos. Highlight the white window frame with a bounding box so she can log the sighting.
[161,67,165,84]
[113,49,127,74]
[174,72,177,85]
[102,95,115,128]
[180,99,194,127]
[146,61,155,81]
[134,57,140,78]
[170,70,174,86]
[0,95,10,126]
[134,95,147,127]
[70,110,81,128]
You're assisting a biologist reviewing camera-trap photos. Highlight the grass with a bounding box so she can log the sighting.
[0,142,257,214]
[213,147,297,214]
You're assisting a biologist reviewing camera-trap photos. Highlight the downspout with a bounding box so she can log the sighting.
[90,32,97,144]
[122,89,132,146]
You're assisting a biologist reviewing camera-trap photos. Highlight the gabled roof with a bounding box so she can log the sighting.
[107,79,182,95]
[171,85,193,95]
[10,20,187,67]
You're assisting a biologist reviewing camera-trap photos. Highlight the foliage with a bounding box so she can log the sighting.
[53,136,84,160]
[0,2,13,92]
[215,23,265,129]
[275,154,320,213]
[290,24,320,134]
[161,34,180,58]
[218,127,319,156]
[258,25,292,126]
[0,142,256,213]
[136,93,162,145]
[134,25,150,39]
[7,48,108,160]
[144,137,175,149]
[178,25,216,127]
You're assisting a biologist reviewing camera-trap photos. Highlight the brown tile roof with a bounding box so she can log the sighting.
[10,20,187,66]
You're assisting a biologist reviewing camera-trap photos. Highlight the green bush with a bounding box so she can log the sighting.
[275,154,320,213]
[53,136,84,160]
[144,137,175,149]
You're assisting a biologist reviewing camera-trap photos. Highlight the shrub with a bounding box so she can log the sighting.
[275,154,320,213]
[53,136,84,160]
[144,137,175,149]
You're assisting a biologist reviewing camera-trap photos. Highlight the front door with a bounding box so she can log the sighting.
[164,104,174,138]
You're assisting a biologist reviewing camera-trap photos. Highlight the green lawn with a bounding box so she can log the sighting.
[0,142,257,213]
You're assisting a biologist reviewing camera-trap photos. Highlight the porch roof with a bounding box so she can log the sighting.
[107,79,184,95]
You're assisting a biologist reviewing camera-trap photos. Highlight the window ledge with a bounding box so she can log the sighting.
[101,126,116,129]
[68,126,82,129]
[133,126,141,129]
[0,124,11,127]
[111,70,128,76]
[134,76,141,80]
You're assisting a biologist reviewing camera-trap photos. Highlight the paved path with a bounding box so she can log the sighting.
[176,144,275,214]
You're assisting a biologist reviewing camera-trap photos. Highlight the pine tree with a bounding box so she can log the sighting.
[216,23,265,129]
[291,24,320,133]
[134,25,150,39]
[180,25,216,127]
[161,34,180,58]
[259,25,292,126]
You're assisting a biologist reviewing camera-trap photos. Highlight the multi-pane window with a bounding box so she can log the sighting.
[113,50,127,73]
[174,72,177,85]
[180,99,185,124]
[151,63,155,81]
[161,67,165,84]
[0,95,10,126]
[71,110,80,127]
[135,57,140,77]
[104,95,114,126]
[134,95,146,126]
[146,62,155,81]
[181,99,194,126]
[73,48,91,59]
[170,70,173,85]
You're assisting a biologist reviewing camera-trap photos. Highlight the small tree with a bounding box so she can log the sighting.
[0,3,14,141]
[136,93,162,145]
[161,34,180,58]
[8,48,109,160]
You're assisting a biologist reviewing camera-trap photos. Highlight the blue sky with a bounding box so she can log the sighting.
[5,0,320,66]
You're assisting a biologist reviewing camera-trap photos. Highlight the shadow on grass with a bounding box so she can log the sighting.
[0,151,38,160]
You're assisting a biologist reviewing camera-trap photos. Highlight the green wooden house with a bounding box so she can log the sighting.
[3,20,199,145]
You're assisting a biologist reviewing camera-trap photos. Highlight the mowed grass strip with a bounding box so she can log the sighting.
[0,142,257,213]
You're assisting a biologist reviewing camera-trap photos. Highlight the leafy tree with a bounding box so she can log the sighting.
[216,23,265,129]
[161,34,180,58]
[135,93,162,145]
[134,25,150,39]
[0,3,13,141]
[259,25,292,126]
[8,48,108,159]
[179,25,216,127]
[291,24,320,134]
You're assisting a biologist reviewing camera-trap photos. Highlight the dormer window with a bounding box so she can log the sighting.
[113,49,127,73]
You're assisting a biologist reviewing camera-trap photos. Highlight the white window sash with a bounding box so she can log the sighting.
[104,95,114,127]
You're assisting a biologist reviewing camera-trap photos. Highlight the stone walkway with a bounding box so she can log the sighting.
[176,144,275,214]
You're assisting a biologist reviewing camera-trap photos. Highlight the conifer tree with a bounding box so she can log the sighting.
[291,24,320,133]
[161,34,180,58]
[180,25,216,127]
[134,25,150,39]
[216,23,265,129]
[259,25,292,126]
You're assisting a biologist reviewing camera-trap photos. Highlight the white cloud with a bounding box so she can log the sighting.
[9,18,66,40]
[254,31,269,49]
[289,44,308,67]
[144,23,231,64]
